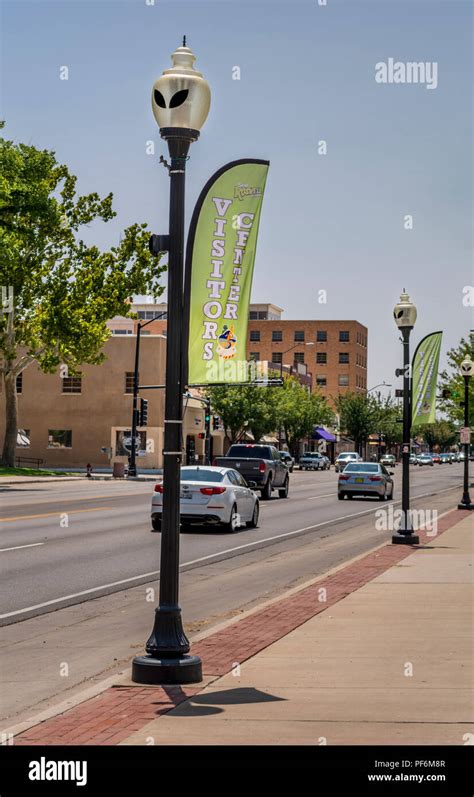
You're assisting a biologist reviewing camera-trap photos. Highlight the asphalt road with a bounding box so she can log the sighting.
[0,464,464,624]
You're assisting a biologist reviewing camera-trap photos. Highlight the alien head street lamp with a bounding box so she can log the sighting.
[132,39,210,685]
[392,290,419,545]
[458,354,474,510]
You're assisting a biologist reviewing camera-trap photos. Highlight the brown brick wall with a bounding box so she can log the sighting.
[246,319,368,403]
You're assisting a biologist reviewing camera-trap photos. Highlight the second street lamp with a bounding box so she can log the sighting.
[392,290,419,545]
[458,354,474,510]
[132,39,210,685]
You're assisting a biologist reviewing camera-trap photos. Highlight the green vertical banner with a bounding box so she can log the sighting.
[411,331,443,426]
[185,159,269,385]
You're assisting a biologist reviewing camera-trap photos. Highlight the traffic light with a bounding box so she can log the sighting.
[204,410,211,424]
[198,432,206,439]
[139,398,149,427]
[441,388,451,399]
[212,415,220,430]
[395,389,403,398]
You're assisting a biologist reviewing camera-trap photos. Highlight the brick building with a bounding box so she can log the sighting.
[246,304,368,401]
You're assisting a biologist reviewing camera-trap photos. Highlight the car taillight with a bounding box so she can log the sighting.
[259,463,266,473]
[339,474,350,480]
[154,484,164,493]
[200,486,226,495]
[369,476,382,481]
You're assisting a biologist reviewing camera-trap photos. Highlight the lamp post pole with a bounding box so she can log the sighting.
[392,291,419,545]
[458,355,473,510]
[132,39,210,685]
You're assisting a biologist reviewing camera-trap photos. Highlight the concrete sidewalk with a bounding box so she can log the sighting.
[13,509,473,746]
[122,512,473,746]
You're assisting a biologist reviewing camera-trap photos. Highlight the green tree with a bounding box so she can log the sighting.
[276,377,334,456]
[205,384,279,445]
[372,392,403,450]
[438,336,474,426]
[412,420,457,450]
[335,391,379,455]
[0,129,165,465]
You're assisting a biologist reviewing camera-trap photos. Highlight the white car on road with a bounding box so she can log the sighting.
[151,466,260,533]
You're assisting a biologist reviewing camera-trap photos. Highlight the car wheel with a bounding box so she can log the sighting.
[151,517,161,532]
[279,475,289,498]
[246,501,259,528]
[222,503,239,533]
[262,477,272,500]
[347,493,354,500]
[338,492,344,500]
[378,489,386,501]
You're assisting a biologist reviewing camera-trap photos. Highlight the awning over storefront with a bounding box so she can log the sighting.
[312,427,336,442]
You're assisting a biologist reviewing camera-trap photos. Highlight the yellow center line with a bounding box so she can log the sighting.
[0,507,113,523]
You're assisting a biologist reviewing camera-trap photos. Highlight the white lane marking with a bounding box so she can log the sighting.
[307,493,337,500]
[0,483,459,620]
[0,542,45,553]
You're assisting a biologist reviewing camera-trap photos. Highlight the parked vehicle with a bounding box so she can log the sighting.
[409,454,418,465]
[151,466,259,532]
[320,455,331,470]
[338,462,394,501]
[279,451,294,472]
[214,444,289,500]
[439,453,453,464]
[431,453,441,464]
[379,454,396,467]
[298,452,328,470]
[334,452,361,473]
[417,454,434,467]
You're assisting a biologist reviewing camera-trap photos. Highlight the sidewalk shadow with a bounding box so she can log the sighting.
[158,686,285,717]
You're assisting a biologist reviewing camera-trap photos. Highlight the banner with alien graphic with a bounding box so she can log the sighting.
[184,159,269,385]
[411,331,443,426]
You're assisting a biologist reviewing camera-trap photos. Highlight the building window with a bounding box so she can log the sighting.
[338,374,350,387]
[316,352,327,364]
[294,330,305,342]
[62,376,82,394]
[17,429,30,447]
[250,330,260,342]
[272,352,282,364]
[249,311,258,320]
[316,376,327,387]
[125,372,137,394]
[339,330,350,342]
[294,352,305,364]
[339,352,349,364]
[272,330,283,342]
[112,329,133,335]
[48,430,72,448]
[249,352,260,361]
[16,373,23,394]
[316,330,327,342]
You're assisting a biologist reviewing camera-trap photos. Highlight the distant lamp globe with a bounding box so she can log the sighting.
[151,38,211,133]
[393,290,417,329]
[460,355,474,378]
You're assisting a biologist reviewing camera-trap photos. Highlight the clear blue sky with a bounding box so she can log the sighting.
[2,0,472,391]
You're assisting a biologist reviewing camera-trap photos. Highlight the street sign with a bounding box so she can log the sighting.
[460,427,471,444]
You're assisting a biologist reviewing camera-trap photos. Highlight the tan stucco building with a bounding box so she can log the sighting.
[0,334,225,470]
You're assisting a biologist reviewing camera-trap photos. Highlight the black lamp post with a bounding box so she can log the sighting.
[392,290,419,545]
[132,38,210,685]
[458,355,473,510]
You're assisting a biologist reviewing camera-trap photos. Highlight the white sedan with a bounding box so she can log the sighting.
[151,466,260,533]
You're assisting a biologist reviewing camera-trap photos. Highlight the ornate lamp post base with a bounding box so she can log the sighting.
[457,501,474,511]
[392,533,420,545]
[132,654,202,685]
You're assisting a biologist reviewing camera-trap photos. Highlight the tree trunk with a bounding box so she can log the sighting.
[1,369,18,467]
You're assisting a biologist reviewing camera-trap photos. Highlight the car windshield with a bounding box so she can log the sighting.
[228,445,270,459]
[344,463,380,473]
[181,469,224,482]
[339,454,356,459]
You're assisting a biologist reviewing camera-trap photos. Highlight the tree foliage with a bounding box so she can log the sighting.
[0,128,166,465]
[438,336,474,426]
